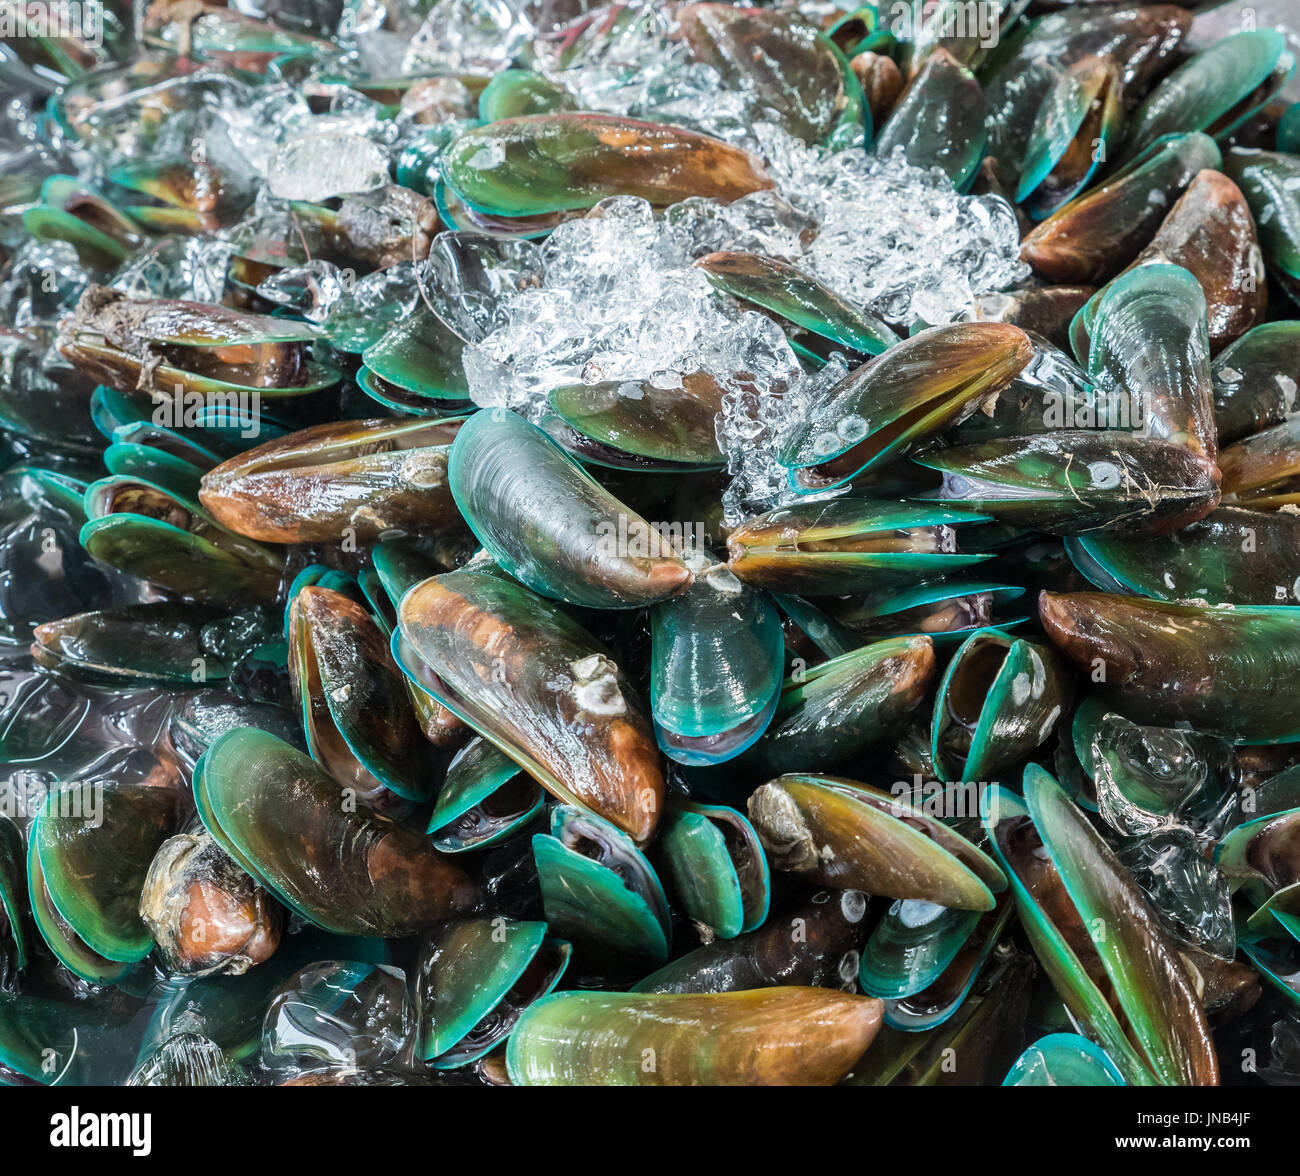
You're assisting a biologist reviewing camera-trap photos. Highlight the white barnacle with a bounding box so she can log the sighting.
[569,653,626,716]
[1088,460,1121,489]
[468,143,505,170]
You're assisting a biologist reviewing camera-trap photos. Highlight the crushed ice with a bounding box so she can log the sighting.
[460,122,1028,524]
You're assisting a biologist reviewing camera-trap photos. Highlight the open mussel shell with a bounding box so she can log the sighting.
[931,631,1073,784]
[448,408,692,609]
[22,176,143,269]
[843,950,1034,1086]
[653,801,770,940]
[778,323,1034,490]
[1040,591,1300,742]
[916,430,1221,536]
[1003,1033,1126,1086]
[359,305,473,411]
[81,475,284,606]
[549,373,727,467]
[634,889,868,994]
[138,831,282,977]
[1213,321,1300,446]
[695,251,897,356]
[858,900,980,1000]
[1124,30,1294,161]
[532,806,672,964]
[411,918,570,1069]
[199,417,464,544]
[1215,806,1300,933]
[649,558,782,766]
[29,780,181,981]
[58,285,338,400]
[1021,132,1223,286]
[368,541,472,751]
[829,581,1027,644]
[1240,923,1300,1007]
[397,569,665,844]
[982,768,1219,1086]
[193,728,480,936]
[506,987,883,1086]
[747,774,1005,911]
[426,737,543,853]
[1067,506,1300,605]
[742,635,935,777]
[726,499,991,596]
[102,425,217,499]
[288,585,434,804]
[874,48,985,188]
[881,893,1015,1032]
[441,113,774,218]
[1017,57,1122,220]
[32,602,229,684]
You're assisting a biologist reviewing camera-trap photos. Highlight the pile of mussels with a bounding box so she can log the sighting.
[1,0,1299,1088]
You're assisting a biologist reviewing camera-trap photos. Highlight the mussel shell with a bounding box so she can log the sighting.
[632,889,868,995]
[360,305,472,405]
[679,4,860,146]
[193,728,480,936]
[411,918,570,1068]
[1003,1033,1126,1086]
[649,561,783,766]
[858,901,980,1000]
[1067,506,1300,605]
[548,373,726,466]
[31,780,180,966]
[532,806,671,963]
[1225,147,1300,285]
[397,569,665,844]
[742,635,936,777]
[917,430,1221,536]
[80,476,284,606]
[981,775,1214,1086]
[778,323,1035,488]
[1040,591,1300,742]
[931,632,1073,783]
[506,987,883,1086]
[1021,133,1223,285]
[1017,57,1122,219]
[1124,30,1292,160]
[1084,262,1216,460]
[199,417,463,544]
[747,774,1004,911]
[288,585,434,803]
[425,737,543,853]
[874,49,985,188]
[1212,321,1300,445]
[695,251,897,356]
[32,603,229,684]
[447,408,692,609]
[654,801,770,939]
[726,498,991,596]
[1130,170,1267,354]
[441,114,774,218]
